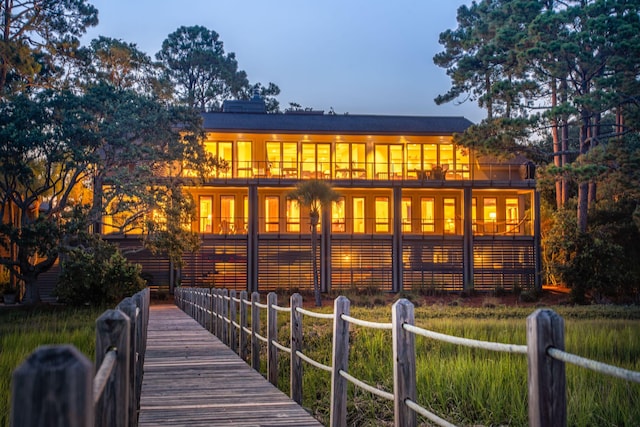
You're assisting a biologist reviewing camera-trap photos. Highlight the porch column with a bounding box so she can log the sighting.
[534,189,542,292]
[247,185,259,293]
[463,187,474,292]
[392,186,403,293]
[321,208,331,293]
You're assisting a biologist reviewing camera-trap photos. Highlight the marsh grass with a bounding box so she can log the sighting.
[259,302,640,426]
[0,305,106,426]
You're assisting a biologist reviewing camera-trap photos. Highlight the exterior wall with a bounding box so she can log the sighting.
[102,129,539,294]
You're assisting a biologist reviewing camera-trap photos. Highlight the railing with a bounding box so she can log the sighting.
[186,160,535,183]
[10,288,150,427]
[175,287,640,427]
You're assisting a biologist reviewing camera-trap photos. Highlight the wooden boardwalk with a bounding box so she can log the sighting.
[138,304,322,427]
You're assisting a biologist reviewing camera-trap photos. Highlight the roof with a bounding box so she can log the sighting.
[201,112,474,136]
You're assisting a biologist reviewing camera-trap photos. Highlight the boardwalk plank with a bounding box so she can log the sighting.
[138,304,322,427]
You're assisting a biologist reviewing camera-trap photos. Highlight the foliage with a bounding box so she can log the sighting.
[0,0,99,94]
[264,302,640,426]
[0,304,105,427]
[54,236,145,306]
[288,180,341,306]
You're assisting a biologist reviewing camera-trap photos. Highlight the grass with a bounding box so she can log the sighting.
[3,296,640,426]
[0,304,107,427]
[260,300,640,426]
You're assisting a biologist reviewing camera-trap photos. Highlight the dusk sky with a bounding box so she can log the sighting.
[83,0,483,122]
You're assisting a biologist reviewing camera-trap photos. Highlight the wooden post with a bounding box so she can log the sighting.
[239,290,248,361]
[392,298,417,427]
[222,289,229,346]
[290,293,303,404]
[132,291,145,410]
[267,292,278,386]
[527,309,566,427]
[216,289,223,339]
[251,291,261,371]
[11,345,93,427]
[116,297,138,427]
[330,296,350,427]
[230,290,238,353]
[95,309,131,427]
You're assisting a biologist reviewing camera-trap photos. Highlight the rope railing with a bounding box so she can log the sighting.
[403,323,528,354]
[12,288,150,427]
[175,287,640,427]
[548,347,640,383]
[93,349,117,405]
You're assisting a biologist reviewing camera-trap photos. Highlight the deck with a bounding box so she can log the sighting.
[138,304,322,426]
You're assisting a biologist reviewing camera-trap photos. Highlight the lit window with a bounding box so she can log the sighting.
[421,197,435,233]
[472,197,477,233]
[506,197,519,233]
[265,196,279,232]
[375,197,389,232]
[200,196,213,233]
[220,196,235,234]
[332,197,345,232]
[483,198,497,233]
[353,197,365,233]
[443,198,456,234]
[242,195,248,234]
[401,197,412,232]
[286,198,300,232]
[237,141,252,177]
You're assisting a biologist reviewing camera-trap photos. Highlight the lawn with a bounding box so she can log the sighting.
[2,296,640,427]
[0,305,107,427]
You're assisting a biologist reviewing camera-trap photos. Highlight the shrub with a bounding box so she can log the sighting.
[54,238,146,306]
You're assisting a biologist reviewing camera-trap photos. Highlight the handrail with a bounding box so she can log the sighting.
[403,323,528,354]
[93,349,117,404]
[11,287,151,427]
[175,287,640,427]
[547,347,640,383]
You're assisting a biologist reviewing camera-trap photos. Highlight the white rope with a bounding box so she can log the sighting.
[242,326,252,335]
[254,301,268,309]
[548,347,640,383]
[341,314,393,330]
[405,399,457,427]
[271,340,291,354]
[254,332,268,343]
[339,370,394,401]
[295,306,335,319]
[296,350,333,373]
[272,304,291,313]
[403,324,527,354]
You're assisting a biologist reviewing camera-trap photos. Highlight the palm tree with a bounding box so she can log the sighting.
[288,180,340,306]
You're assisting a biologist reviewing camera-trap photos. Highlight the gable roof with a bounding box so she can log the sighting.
[201,112,473,136]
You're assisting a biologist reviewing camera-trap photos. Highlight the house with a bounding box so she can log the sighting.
[109,97,540,295]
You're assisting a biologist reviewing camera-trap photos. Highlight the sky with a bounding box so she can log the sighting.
[82,0,483,123]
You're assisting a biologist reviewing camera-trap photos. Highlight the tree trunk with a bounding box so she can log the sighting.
[311,224,321,307]
[551,78,563,209]
[22,274,41,305]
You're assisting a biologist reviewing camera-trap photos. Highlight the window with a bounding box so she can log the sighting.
[242,195,248,233]
[205,141,232,177]
[472,197,477,233]
[374,144,403,179]
[199,196,213,233]
[332,197,346,232]
[335,143,366,178]
[506,197,519,233]
[286,198,300,232]
[443,198,456,234]
[220,196,235,234]
[265,196,279,232]
[301,143,330,178]
[353,197,365,233]
[421,197,435,233]
[401,197,412,232]
[237,141,252,177]
[375,197,389,232]
[483,198,497,233]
